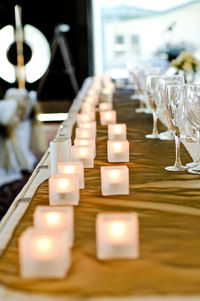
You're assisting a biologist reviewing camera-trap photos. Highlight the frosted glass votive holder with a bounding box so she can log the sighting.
[78,121,96,138]
[49,174,79,206]
[72,145,94,168]
[19,228,71,278]
[108,124,126,140]
[74,138,96,158]
[33,206,74,247]
[77,113,95,125]
[107,140,129,162]
[57,161,84,189]
[101,165,129,195]
[81,103,95,112]
[99,89,113,103]
[100,110,116,126]
[75,127,94,139]
[50,139,72,175]
[99,102,113,111]
[96,212,139,260]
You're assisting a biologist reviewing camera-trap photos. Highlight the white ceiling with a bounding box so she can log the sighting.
[101,0,198,11]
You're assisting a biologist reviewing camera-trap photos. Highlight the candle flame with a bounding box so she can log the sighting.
[57,178,69,190]
[109,221,126,239]
[80,148,88,157]
[114,125,122,134]
[105,112,112,120]
[113,142,122,152]
[46,212,60,225]
[35,237,52,253]
[109,170,120,180]
[82,131,89,138]
[82,115,89,122]
[64,165,75,174]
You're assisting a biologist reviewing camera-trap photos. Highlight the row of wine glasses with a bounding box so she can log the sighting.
[163,83,200,174]
[146,75,184,140]
[138,70,200,174]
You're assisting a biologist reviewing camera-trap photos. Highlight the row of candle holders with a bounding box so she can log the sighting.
[19,74,139,279]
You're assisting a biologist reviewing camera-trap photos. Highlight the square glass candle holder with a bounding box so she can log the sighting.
[96,212,139,260]
[100,110,116,126]
[75,127,94,139]
[84,96,98,106]
[72,145,94,168]
[74,138,96,158]
[81,103,95,112]
[101,165,129,195]
[19,227,71,278]
[99,89,113,103]
[78,121,96,138]
[57,161,84,189]
[99,102,113,112]
[50,139,72,175]
[49,174,79,206]
[107,140,129,162]
[87,89,97,97]
[34,206,74,247]
[108,124,127,140]
[77,113,95,125]
[81,110,96,120]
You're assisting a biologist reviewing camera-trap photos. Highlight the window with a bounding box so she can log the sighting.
[92,0,200,76]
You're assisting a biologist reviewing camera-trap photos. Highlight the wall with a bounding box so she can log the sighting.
[0,0,92,100]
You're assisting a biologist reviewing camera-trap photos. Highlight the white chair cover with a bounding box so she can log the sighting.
[0,88,38,187]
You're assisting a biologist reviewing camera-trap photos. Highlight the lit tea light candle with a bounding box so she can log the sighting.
[77,113,94,125]
[49,174,79,206]
[78,121,96,137]
[100,110,116,126]
[81,110,96,120]
[75,127,94,139]
[74,138,96,158]
[99,89,113,103]
[101,165,129,195]
[107,140,129,162]
[87,89,97,97]
[72,145,94,168]
[19,227,71,278]
[34,206,74,247]
[84,98,98,107]
[108,123,126,140]
[90,83,101,92]
[99,102,113,111]
[81,103,95,112]
[96,212,139,260]
[50,139,72,175]
[57,161,84,189]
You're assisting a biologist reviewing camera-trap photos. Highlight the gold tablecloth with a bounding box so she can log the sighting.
[1,91,200,298]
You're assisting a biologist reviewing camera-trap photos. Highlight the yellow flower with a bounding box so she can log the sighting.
[182,62,192,71]
[172,51,199,72]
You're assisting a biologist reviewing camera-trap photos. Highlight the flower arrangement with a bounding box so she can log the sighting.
[172,51,200,72]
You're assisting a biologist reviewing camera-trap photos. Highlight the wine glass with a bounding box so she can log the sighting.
[143,67,162,114]
[164,84,187,171]
[145,75,161,139]
[135,69,147,113]
[158,75,185,141]
[185,84,200,174]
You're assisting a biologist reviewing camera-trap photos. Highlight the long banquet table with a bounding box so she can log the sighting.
[1,79,200,300]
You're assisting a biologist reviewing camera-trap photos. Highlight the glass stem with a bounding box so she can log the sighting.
[195,130,200,164]
[152,113,158,136]
[174,133,182,167]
